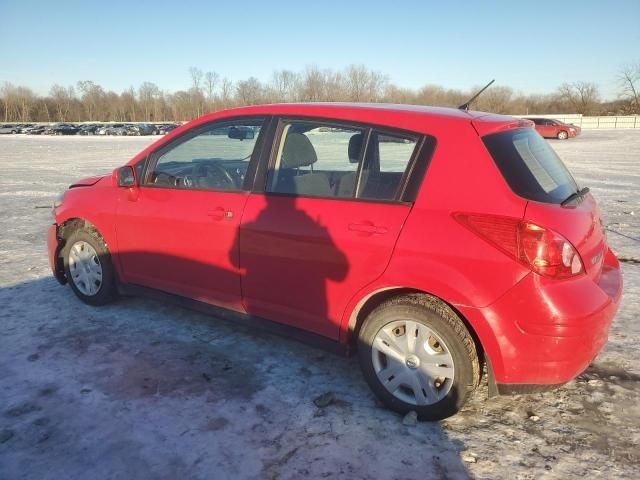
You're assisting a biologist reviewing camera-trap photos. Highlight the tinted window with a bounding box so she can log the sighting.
[358,131,417,200]
[267,122,365,198]
[146,119,264,191]
[483,128,578,203]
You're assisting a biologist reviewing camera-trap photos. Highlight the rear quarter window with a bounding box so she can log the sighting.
[482,128,578,203]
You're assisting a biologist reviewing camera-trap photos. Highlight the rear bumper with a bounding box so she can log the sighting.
[459,247,622,386]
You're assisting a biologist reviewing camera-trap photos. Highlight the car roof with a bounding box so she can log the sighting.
[192,102,530,137]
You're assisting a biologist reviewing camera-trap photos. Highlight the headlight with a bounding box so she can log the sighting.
[53,192,65,210]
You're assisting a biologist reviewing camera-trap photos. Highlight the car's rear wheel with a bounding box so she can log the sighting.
[63,227,116,306]
[357,294,479,420]
[557,130,568,140]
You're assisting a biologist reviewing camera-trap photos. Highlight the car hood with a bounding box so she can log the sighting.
[69,175,107,188]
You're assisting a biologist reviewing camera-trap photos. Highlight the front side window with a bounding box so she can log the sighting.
[146,119,264,191]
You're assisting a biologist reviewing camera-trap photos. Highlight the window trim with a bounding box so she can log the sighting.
[140,115,270,193]
[262,116,428,204]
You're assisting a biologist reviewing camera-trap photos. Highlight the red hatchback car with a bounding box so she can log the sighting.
[526,117,582,140]
[48,104,621,419]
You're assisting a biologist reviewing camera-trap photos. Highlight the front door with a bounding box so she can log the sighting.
[237,119,425,339]
[115,117,267,311]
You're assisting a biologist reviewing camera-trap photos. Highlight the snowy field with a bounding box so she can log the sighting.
[0,131,638,479]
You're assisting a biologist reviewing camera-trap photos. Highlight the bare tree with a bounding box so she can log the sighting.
[204,71,219,110]
[77,81,106,120]
[49,84,75,121]
[476,86,514,114]
[269,70,298,102]
[618,63,640,114]
[1,82,16,121]
[236,77,264,105]
[138,82,160,121]
[299,66,326,102]
[219,77,234,108]
[557,81,601,115]
[189,67,203,92]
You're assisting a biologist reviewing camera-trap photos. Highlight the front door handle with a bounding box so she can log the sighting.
[208,208,233,220]
[348,222,388,235]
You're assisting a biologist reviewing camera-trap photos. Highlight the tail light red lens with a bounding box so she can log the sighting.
[454,213,584,279]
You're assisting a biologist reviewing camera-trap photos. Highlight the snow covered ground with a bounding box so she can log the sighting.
[0,131,638,479]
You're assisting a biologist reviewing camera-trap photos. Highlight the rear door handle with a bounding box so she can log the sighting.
[207,208,233,220]
[348,222,388,235]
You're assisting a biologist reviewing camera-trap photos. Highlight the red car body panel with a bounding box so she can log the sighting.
[48,103,622,390]
[114,187,249,311]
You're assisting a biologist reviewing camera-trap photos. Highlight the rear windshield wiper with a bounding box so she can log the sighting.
[561,186,590,206]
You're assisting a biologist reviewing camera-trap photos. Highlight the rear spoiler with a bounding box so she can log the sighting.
[471,117,535,137]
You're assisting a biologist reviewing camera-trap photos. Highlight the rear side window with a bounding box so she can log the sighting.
[482,128,578,203]
[358,132,418,201]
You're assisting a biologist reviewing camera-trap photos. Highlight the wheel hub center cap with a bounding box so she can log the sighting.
[405,355,420,369]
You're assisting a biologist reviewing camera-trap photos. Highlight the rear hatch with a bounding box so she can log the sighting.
[482,127,607,281]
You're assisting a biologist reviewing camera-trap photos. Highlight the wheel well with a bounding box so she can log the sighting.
[54,218,100,281]
[348,288,485,366]
[58,218,89,240]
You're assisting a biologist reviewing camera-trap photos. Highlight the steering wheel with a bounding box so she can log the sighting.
[153,171,179,186]
[192,162,236,189]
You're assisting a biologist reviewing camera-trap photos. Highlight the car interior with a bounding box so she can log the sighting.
[269,125,414,201]
[145,121,416,201]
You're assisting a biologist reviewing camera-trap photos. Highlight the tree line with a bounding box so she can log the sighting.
[2,63,639,123]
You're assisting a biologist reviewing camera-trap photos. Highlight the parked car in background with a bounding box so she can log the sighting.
[525,117,581,140]
[78,124,102,135]
[95,124,118,135]
[0,124,19,134]
[45,124,81,135]
[48,103,621,420]
[24,125,47,135]
[157,124,179,135]
[14,123,36,133]
[126,123,155,136]
[112,125,137,136]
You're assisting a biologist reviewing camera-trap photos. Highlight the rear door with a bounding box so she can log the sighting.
[237,118,431,339]
[115,117,268,311]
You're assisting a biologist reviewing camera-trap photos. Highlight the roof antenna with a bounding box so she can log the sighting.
[458,79,495,111]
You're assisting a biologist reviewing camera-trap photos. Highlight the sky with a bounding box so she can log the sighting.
[1,0,639,100]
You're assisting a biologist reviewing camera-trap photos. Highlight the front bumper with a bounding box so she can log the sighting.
[47,223,66,284]
[459,247,622,387]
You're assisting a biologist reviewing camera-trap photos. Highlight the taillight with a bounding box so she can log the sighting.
[454,213,584,279]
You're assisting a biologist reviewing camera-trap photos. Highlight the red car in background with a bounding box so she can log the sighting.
[526,117,581,139]
[48,103,620,420]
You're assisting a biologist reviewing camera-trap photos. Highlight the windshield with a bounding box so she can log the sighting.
[482,128,579,204]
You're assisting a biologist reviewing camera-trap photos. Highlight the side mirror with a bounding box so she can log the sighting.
[117,166,136,187]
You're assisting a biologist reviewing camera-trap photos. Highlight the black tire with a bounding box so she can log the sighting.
[62,227,116,306]
[357,294,479,421]
[557,130,568,140]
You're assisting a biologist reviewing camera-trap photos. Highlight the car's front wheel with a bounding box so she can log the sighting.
[358,294,480,420]
[557,130,569,140]
[63,227,116,306]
